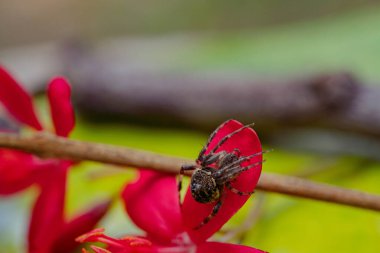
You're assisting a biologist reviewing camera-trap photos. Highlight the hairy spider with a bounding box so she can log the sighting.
[178,121,265,230]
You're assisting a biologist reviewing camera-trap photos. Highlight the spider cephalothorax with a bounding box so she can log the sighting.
[178,121,266,229]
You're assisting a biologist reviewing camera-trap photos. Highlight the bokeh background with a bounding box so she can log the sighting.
[1,1,380,252]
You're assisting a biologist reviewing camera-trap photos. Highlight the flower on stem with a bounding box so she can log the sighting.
[0,66,111,253]
[78,120,266,253]
[0,67,75,195]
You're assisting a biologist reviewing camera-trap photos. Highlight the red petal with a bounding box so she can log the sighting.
[182,120,262,243]
[0,150,55,194]
[197,242,267,253]
[0,66,42,130]
[121,170,183,243]
[47,77,75,137]
[28,163,68,253]
[0,150,36,194]
[51,200,112,253]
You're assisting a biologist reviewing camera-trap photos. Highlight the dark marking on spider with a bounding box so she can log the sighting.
[178,122,268,230]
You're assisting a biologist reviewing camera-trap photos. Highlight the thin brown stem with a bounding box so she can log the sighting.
[0,132,380,211]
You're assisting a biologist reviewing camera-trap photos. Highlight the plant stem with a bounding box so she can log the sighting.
[0,132,380,211]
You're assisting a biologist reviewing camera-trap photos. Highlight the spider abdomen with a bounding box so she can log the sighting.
[190,169,220,203]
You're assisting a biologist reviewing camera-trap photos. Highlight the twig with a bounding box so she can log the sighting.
[0,132,380,212]
[219,159,341,243]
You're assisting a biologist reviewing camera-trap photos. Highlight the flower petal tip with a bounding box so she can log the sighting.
[47,77,75,137]
[0,66,42,130]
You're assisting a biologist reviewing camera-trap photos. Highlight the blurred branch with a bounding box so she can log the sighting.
[0,132,380,212]
[3,40,380,144]
[71,67,362,132]
[65,46,380,142]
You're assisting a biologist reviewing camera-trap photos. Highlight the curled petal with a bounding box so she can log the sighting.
[28,163,68,253]
[197,242,267,253]
[47,77,75,137]
[121,170,183,243]
[182,120,262,243]
[51,200,112,253]
[0,66,42,130]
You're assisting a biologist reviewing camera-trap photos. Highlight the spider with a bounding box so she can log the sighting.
[178,121,266,230]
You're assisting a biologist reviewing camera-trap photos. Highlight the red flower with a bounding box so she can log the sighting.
[0,66,110,253]
[0,67,75,195]
[78,120,266,253]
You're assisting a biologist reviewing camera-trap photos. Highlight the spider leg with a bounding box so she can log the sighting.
[232,148,241,156]
[217,152,239,168]
[209,123,255,155]
[217,160,265,183]
[178,164,197,192]
[178,165,197,205]
[194,192,224,230]
[214,151,267,178]
[226,181,254,196]
[197,120,231,163]
[227,149,270,169]
[201,151,227,166]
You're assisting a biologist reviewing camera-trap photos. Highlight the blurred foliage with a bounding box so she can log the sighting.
[172,6,380,82]
[0,0,378,47]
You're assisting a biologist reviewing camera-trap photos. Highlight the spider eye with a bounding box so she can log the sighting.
[191,183,201,192]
